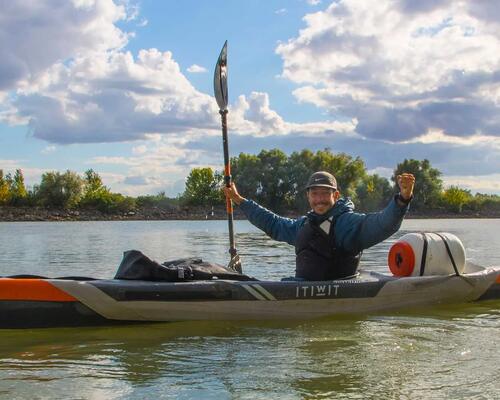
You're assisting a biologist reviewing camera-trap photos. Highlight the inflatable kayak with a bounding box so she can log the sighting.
[1,261,499,328]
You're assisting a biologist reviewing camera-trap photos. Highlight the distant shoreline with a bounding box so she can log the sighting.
[1,205,498,222]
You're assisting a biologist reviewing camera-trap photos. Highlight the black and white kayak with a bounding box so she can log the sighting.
[2,233,499,329]
[1,260,499,329]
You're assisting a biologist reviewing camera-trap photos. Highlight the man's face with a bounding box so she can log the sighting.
[307,187,339,215]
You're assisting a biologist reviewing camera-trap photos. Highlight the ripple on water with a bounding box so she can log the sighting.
[1,219,500,399]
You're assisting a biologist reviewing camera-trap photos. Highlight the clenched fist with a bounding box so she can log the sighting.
[397,173,415,201]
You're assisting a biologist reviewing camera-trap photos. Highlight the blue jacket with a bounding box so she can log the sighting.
[239,196,409,254]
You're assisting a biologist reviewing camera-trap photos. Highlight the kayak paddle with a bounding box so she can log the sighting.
[213,41,242,273]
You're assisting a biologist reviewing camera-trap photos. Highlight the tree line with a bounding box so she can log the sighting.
[0,169,168,213]
[1,148,499,215]
[183,149,500,215]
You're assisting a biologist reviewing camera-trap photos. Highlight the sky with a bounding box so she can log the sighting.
[1,0,500,197]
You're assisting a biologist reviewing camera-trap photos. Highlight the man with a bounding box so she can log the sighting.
[224,171,415,281]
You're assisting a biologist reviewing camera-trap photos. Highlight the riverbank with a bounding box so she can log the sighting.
[0,205,230,222]
[0,205,499,221]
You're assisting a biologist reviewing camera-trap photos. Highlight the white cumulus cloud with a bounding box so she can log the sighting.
[1,1,344,146]
[231,91,355,137]
[276,0,500,142]
[0,0,128,92]
[41,145,57,154]
[187,64,208,73]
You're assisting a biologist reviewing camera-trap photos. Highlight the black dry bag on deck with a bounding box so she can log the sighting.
[114,250,256,282]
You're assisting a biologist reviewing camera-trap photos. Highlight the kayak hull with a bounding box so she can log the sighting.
[1,262,499,328]
[0,300,113,328]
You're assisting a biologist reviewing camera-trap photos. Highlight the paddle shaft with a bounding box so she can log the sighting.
[220,109,237,259]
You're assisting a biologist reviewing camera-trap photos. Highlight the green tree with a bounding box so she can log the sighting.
[232,148,368,213]
[287,149,367,211]
[231,152,262,201]
[37,170,83,208]
[286,149,316,211]
[232,149,293,213]
[256,149,292,212]
[88,191,136,213]
[83,169,104,193]
[9,169,28,206]
[79,169,136,213]
[356,174,392,212]
[469,193,500,213]
[182,167,223,206]
[392,159,442,210]
[136,191,178,208]
[311,149,366,199]
[80,169,109,205]
[442,186,472,213]
[0,170,10,205]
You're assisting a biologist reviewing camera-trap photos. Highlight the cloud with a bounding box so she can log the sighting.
[367,166,393,179]
[0,0,128,91]
[123,175,155,185]
[187,64,207,73]
[181,121,500,191]
[0,159,22,172]
[1,3,347,146]
[41,145,57,154]
[0,161,50,188]
[397,0,452,14]
[466,0,500,24]
[230,91,356,137]
[81,135,222,196]
[444,173,500,194]
[275,8,287,15]
[0,2,220,144]
[6,49,220,143]
[2,0,499,196]
[276,0,500,142]
[132,144,148,155]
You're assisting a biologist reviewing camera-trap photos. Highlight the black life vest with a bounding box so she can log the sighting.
[295,214,361,281]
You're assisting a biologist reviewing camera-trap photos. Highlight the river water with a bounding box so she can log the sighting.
[0,219,499,399]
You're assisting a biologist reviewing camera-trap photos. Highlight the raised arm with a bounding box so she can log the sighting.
[335,197,409,253]
[335,173,415,253]
[224,183,301,245]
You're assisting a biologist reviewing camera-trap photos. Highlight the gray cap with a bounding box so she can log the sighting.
[306,171,337,190]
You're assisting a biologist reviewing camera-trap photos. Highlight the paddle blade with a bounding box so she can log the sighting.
[214,40,228,111]
[228,254,242,274]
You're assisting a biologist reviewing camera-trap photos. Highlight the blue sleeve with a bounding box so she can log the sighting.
[334,196,409,253]
[239,200,303,246]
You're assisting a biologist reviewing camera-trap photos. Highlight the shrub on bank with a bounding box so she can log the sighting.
[136,192,179,209]
[79,190,136,214]
[466,193,500,213]
[441,186,472,214]
[34,170,83,209]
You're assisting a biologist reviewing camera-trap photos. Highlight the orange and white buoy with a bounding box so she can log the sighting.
[388,232,466,277]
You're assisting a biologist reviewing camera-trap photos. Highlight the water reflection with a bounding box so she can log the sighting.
[0,309,499,399]
[1,219,499,399]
